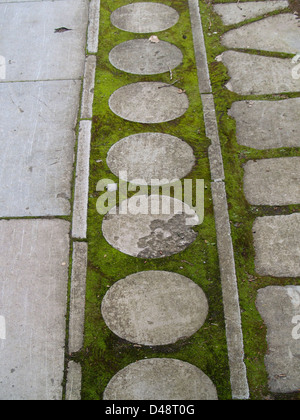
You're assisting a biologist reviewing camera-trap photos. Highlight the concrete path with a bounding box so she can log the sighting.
[0,0,99,400]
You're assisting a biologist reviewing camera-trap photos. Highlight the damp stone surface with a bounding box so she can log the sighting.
[228,98,300,150]
[110,2,179,33]
[101,271,209,346]
[101,195,199,259]
[109,82,189,124]
[106,133,195,185]
[109,39,183,75]
[103,358,218,400]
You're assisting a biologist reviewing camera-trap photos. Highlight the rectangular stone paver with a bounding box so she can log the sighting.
[0,80,81,217]
[0,0,88,82]
[244,157,300,206]
[0,219,70,400]
[256,286,300,393]
[253,213,300,277]
[228,98,300,150]
[221,51,300,95]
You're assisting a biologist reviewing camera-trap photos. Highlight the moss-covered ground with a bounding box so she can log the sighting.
[72,0,300,400]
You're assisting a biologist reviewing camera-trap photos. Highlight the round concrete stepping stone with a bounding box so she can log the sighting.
[102,195,199,259]
[220,51,300,95]
[109,82,189,124]
[253,213,300,277]
[101,271,208,346]
[213,1,289,25]
[243,157,300,206]
[228,98,300,149]
[106,133,195,185]
[110,3,179,33]
[222,14,300,54]
[103,358,218,400]
[109,39,183,75]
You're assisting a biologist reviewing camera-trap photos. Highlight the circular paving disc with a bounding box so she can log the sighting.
[106,133,195,185]
[101,271,208,346]
[109,82,189,124]
[109,39,183,75]
[103,358,218,400]
[102,195,199,259]
[110,3,179,33]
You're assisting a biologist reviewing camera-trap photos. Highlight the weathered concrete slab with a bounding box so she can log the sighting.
[0,219,70,400]
[244,157,300,206]
[102,195,199,259]
[253,213,300,277]
[103,359,218,400]
[106,133,195,185]
[213,1,289,25]
[221,51,300,95]
[256,286,300,393]
[222,14,300,54]
[0,80,81,217]
[109,39,183,75]
[109,82,189,124]
[101,271,208,346]
[110,2,179,33]
[228,98,300,149]
[0,0,88,81]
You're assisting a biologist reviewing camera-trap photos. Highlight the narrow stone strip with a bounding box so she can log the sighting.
[65,361,82,401]
[81,55,97,119]
[87,0,100,54]
[189,0,250,399]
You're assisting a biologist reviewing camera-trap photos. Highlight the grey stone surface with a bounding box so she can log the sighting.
[87,0,100,54]
[72,120,92,239]
[211,181,249,400]
[0,80,81,217]
[0,0,88,81]
[101,271,208,346]
[222,14,300,54]
[214,1,289,25]
[102,195,199,259]
[81,55,97,119]
[253,213,300,277]
[106,133,195,185]
[244,157,300,206]
[110,2,179,33]
[68,242,88,354]
[0,219,70,400]
[103,358,218,400]
[229,98,300,149]
[256,286,300,393]
[109,82,189,124]
[65,361,82,401]
[109,39,183,75]
[221,51,300,95]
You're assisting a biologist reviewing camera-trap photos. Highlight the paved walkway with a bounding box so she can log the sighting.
[0,0,299,401]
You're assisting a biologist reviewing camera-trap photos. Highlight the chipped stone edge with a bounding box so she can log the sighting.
[189,0,250,400]
[66,0,99,401]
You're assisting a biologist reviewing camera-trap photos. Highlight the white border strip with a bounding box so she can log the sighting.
[188,0,250,399]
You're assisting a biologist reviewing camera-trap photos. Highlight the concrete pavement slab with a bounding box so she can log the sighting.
[213,1,289,25]
[243,157,300,206]
[0,219,70,400]
[253,213,300,277]
[0,80,81,217]
[228,98,300,149]
[101,271,208,346]
[0,0,88,82]
[222,14,300,54]
[103,358,218,400]
[221,51,300,95]
[110,2,179,33]
[256,286,300,393]
[106,133,195,185]
[109,39,183,75]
